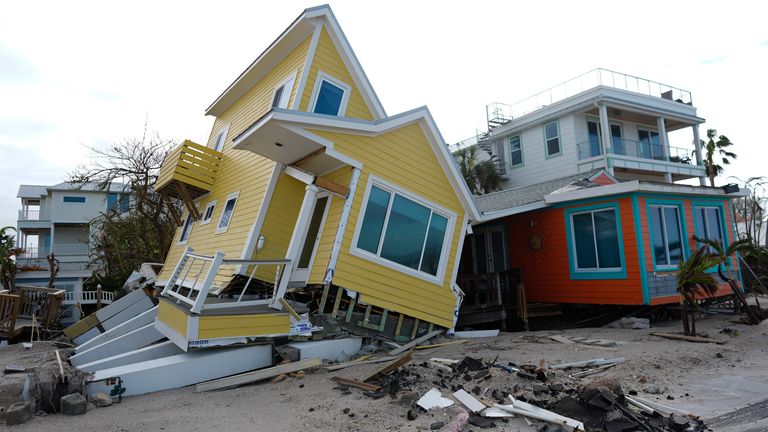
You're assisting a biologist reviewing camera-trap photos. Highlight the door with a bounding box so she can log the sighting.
[290,195,331,285]
[471,226,508,274]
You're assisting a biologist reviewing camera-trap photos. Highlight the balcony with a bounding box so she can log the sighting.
[18,209,46,221]
[18,243,90,258]
[155,140,223,219]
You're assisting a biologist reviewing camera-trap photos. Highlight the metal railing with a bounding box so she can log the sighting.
[577,138,695,164]
[18,209,45,221]
[487,68,693,125]
[17,244,89,258]
[63,290,114,305]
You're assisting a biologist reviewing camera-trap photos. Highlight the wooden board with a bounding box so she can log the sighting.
[195,358,321,392]
[549,335,575,344]
[330,376,381,391]
[363,351,412,382]
[650,332,724,344]
[388,330,442,356]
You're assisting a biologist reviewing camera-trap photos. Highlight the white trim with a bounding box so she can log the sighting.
[281,125,364,169]
[215,191,240,234]
[308,71,352,117]
[544,120,561,157]
[290,193,332,284]
[272,71,298,109]
[238,163,283,273]
[292,20,323,110]
[200,201,217,225]
[284,165,315,185]
[213,124,230,152]
[323,167,361,285]
[649,204,684,268]
[177,213,194,246]
[478,200,548,223]
[349,174,456,285]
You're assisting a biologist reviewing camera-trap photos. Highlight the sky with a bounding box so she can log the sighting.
[1,0,767,234]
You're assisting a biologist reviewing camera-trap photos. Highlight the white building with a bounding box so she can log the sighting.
[16,182,128,321]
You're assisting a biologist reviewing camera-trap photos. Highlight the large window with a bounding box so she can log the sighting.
[638,128,662,159]
[694,206,725,250]
[216,193,238,233]
[569,207,622,272]
[649,205,684,267]
[311,73,350,116]
[509,135,523,167]
[585,119,623,157]
[544,121,561,157]
[354,180,454,280]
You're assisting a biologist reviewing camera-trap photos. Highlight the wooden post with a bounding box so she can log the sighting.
[96,284,102,310]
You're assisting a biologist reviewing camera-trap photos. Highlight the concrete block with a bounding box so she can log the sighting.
[61,393,87,415]
[87,344,272,397]
[286,337,362,362]
[70,323,164,367]
[6,401,34,425]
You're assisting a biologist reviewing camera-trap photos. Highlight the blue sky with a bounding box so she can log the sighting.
[1,0,767,232]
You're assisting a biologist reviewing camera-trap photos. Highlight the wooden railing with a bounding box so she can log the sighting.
[155,140,223,199]
[16,285,65,329]
[456,269,524,328]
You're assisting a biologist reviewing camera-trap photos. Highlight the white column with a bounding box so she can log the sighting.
[692,125,706,186]
[270,184,319,310]
[657,116,672,183]
[323,167,361,285]
[598,103,614,175]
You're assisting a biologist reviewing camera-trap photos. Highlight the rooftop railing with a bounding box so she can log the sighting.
[487,68,693,126]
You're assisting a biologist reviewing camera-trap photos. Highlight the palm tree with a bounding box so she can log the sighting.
[0,226,22,292]
[676,247,720,336]
[695,236,762,324]
[702,129,737,187]
[454,146,502,195]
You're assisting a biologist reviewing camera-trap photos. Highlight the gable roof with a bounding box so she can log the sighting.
[205,5,386,120]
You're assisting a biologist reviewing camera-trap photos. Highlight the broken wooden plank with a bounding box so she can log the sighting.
[430,358,460,365]
[497,397,585,431]
[330,376,381,392]
[195,357,321,392]
[388,329,442,356]
[452,329,500,338]
[626,395,694,417]
[569,363,617,378]
[650,332,725,344]
[324,356,396,371]
[415,339,468,350]
[576,343,619,352]
[549,335,575,344]
[550,358,624,369]
[482,407,515,418]
[278,298,302,321]
[453,389,485,413]
[417,388,454,410]
[363,350,412,382]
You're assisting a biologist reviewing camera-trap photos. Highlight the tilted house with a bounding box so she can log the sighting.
[153,5,480,350]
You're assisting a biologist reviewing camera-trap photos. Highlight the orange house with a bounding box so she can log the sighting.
[457,170,746,326]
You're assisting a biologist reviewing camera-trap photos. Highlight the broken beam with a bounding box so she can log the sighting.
[330,376,381,391]
[388,329,442,356]
[314,176,350,198]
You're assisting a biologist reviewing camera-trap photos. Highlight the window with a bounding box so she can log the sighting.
[585,120,623,158]
[310,73,351,116]
[63,196,86,203]
[569,208,622,272]
[200,201,216,225]
[178,214,193,244]
[216,193,238,233]
[354,180,454,280]
[544,121,560,157]
[271,74,295,109]
[694,206,725,251]
[108,193,129,213]
[509,135,523,167]
[649,205,684,267]
[213,125,229,152]
[638,128,662,159]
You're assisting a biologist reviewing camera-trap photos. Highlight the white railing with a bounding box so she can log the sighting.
[63,290,115,305]
[18,244,89,258]
[18,209,45,221]
[487,68,693,124]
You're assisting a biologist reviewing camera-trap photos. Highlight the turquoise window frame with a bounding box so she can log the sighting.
[692,201,730,273]
[63,196,86,203]
[645,199,690,271]
[564,202,627,280]
[543,120,562,159]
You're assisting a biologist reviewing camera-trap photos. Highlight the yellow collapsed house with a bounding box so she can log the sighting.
[152,5,480,350]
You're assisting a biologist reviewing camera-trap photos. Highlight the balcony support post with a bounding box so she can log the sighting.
[657,116,672,183]
[692,125,706,186]
[598,103,614,175]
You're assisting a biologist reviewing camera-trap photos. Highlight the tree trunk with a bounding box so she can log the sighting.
[681,300,691,336]
[689,301,697,337]
[720,264,761,324]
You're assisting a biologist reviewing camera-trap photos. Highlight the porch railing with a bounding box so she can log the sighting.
[63,290,115,305]
[18,209,44,221]
[18,244,90,258]
[577,139,695,165]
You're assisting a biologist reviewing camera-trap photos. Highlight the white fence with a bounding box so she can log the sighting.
[63,290,114,305]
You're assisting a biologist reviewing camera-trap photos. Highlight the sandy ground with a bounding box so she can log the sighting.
[3,309,768,431]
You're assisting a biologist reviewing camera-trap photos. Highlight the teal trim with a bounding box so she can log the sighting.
[544,120,562,159]
[564,201,627,280]
[644,198,691,272]
[640,193,728,202]
[727,200,746,292]
[632,194,650,304]
[691,200,731,273]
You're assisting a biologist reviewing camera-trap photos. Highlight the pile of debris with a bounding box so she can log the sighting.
[329,350,708,432]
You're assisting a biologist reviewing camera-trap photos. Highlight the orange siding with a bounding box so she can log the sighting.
[507,197,644,305]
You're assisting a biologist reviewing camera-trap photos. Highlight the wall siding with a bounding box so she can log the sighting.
[299,26,373,120]
[310,124,465,328]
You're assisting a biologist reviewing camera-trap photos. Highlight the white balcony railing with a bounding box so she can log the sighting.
[18,244,89,258]
[63,290,114,305]
[18,209,45,221]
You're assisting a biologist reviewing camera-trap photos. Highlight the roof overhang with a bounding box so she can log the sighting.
[545,180,749,205]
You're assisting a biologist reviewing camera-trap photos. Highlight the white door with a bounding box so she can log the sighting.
[290,195,331,285]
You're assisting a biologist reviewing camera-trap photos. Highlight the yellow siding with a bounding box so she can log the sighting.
[159,35,312,284]
[158,300,189,338]
[309,124,465,328]
[299,26,373,120]
[307,166,353,284]
[197,313,290,339]
[250,173,305,280]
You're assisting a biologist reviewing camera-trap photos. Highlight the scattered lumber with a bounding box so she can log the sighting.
[650,332,724,344]
[626,395,694,417]
[550,358,624,369]
[363,350,413,382]
[549,335,574,344]
[452,389,485,413]
[330,376,381,391]
[324,356,396,371]
[494,403,584,431]
[388,330,442,355]
[196,357,321,392]
[430,358,460,365]
[416,387,454,410]
[569,363,617,378]
[415,339,468,350]
[452,329,499,338]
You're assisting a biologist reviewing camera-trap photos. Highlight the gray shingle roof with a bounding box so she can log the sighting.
[474,171,604,213]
